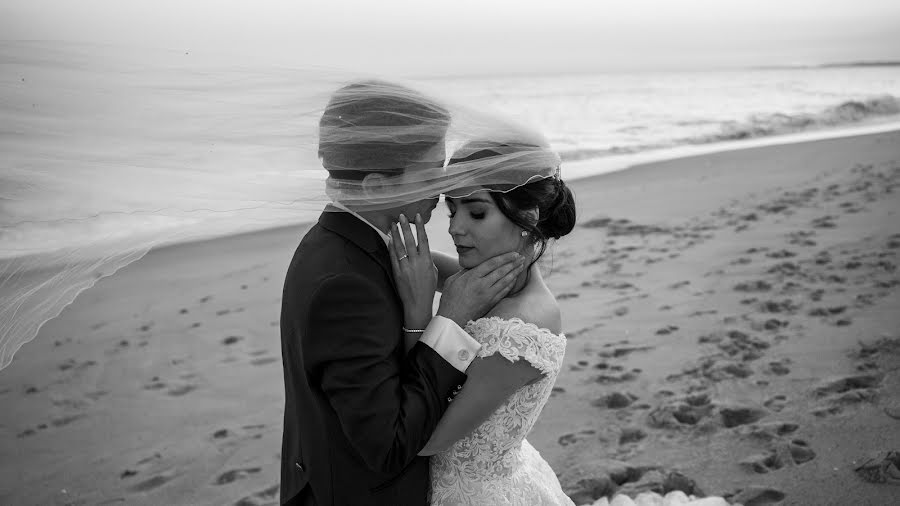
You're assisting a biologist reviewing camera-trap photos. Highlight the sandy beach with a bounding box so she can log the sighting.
[1,130,899,505]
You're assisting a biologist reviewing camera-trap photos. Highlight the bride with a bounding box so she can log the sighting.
[390,138,737,506]
[388,139,578,505]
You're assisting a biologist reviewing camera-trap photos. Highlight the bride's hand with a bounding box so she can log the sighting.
[389,213,438,333]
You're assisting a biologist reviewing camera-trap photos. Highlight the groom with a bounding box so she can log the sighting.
[280,81,525,505]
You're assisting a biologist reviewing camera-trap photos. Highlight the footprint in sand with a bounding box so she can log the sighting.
[765,249,796,259]
[808,305,847,317]
[763,395,788,412]
[45,413,87,429]
[811,373,882,416]
[703,358,754,381]
[210,424,269,451]
[728,486,787,506]
[143,377,166,391]
[718,405,768,428]
[814,373,883,396]
[128,468,178,493]
[597,346,654,359]
[811,216,837,229]
[655,325,679,335]
[618,427,647,444]
[167,384,197,397]
[222,335,243,345]
[591,391,638,409]
[594,371,639,384]
[58,358,97,372]
[739,439,816,474]
[234,484,280,506]
[612,307,629,317]
[120,453,163,480]
[743,421,799,441]
[556,429,596,447]
[753,318,788,332]
[215,467,262,485]
[766,360,791,376]
[733,280,772,292]
[647,400,715,429]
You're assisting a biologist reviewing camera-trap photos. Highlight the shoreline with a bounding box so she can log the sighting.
[140,125,900,258]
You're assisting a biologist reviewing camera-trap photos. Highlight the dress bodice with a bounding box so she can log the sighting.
[430,316,571,505]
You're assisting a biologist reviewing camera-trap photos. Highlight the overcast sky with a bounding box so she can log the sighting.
[2,0,899,76]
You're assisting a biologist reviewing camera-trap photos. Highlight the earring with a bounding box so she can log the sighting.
[521,230,529,237]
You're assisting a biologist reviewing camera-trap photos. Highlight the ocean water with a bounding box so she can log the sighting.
[2,41,900,259]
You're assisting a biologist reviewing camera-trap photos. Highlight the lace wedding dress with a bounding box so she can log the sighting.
[430,316,575,506]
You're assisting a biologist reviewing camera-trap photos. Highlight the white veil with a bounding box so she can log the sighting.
[0,42,560,370]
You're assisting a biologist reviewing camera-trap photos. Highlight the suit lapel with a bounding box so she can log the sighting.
[318,211,397,291]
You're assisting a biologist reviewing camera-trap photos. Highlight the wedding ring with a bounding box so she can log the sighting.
[399,254,409,261]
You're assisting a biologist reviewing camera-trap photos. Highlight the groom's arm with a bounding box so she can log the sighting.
[308,272,476,474]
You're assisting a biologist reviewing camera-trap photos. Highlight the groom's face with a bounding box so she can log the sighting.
[393,142,445,224]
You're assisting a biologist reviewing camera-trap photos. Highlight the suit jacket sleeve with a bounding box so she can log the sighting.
[308,272,466,474]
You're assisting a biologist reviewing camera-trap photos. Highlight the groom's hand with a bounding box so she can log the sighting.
[437,252,526,327]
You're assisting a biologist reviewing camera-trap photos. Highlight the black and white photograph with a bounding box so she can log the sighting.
[1,1,899,505]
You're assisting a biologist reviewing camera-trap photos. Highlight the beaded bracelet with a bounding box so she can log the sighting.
[402,327,425,333]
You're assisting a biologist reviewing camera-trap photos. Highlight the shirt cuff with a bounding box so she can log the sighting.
[418,316,482,373]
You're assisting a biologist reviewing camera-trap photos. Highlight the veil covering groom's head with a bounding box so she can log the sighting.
[318,80,451,215]
[316,79,563,218]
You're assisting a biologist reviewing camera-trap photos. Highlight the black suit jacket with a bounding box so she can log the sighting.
[280,211,467,506]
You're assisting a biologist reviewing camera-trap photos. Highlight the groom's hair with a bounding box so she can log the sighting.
[318,80,450,181]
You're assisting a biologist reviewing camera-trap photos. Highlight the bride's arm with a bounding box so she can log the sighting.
[417,354,544,456]
[432,250,459,292]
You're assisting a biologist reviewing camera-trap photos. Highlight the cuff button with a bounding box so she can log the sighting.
[457,350,470,361]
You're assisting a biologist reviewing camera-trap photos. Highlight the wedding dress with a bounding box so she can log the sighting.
[429,316,575,506]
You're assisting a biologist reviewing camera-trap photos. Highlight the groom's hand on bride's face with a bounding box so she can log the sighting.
[437,252,527,327]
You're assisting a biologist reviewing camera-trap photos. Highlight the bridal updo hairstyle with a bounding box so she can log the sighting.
[318,80,450,181]
[450,143,576,266]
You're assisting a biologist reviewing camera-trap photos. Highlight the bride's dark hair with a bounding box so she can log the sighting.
[449,143,576,267]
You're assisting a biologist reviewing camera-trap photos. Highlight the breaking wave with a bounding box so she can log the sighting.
[559,94,900,162]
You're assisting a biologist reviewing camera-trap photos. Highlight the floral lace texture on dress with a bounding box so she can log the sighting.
[430,317,574,505]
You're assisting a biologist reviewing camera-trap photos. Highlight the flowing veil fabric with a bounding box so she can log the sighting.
[0,41,560,370]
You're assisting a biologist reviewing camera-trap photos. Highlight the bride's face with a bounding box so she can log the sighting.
[446,189,525,269]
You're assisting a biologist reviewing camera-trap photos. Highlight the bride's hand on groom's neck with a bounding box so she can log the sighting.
[437,252,526,327]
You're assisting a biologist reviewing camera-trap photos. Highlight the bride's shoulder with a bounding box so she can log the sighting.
[485,287,561,335]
